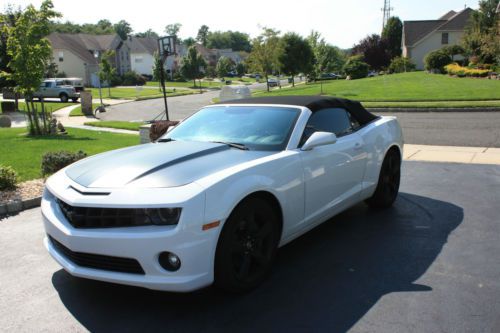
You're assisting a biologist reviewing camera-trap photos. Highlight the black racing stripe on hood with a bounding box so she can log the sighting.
[126,144,229,185]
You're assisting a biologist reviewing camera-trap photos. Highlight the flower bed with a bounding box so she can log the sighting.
[445,63,490,78]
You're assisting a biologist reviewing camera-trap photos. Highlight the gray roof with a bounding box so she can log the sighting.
[403,20,446,46]
[403,8,473,46]
[47,33,121,64]
[126,36,157,55]
[438,10,456,20]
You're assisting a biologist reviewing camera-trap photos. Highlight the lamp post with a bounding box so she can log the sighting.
[94,50,103,107]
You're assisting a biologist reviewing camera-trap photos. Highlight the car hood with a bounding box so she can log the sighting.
[65,141,273,188]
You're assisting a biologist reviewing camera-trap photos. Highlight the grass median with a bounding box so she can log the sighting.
[83,121,143,131]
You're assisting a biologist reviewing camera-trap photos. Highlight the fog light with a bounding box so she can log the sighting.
[159,252,181,271]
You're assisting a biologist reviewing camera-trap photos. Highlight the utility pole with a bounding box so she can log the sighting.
[382,0,394,33]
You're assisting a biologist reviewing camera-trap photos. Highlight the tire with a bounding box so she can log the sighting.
[214,197,280,293]
[71,97,78,102]
[59,93,68,103]
[365,148,401,209]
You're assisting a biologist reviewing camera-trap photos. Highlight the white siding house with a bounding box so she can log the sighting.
[402,8,472,70]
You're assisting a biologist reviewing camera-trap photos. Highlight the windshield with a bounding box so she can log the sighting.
[164,105,300,151]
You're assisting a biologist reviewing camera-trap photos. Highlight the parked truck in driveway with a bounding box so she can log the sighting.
[33,79,80,102]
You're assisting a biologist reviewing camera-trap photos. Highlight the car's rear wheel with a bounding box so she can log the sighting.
[365,148,401,209]
[59,93,68,103]
[214,197,280,292]
[71,97,78,102]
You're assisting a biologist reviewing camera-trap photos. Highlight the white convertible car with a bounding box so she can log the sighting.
[42,96,403,292]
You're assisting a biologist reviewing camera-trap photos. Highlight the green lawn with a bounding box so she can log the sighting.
[69,103,100,116]
[145,80,224,89]
[3,101,75,114]
[84,121,143,131]
[88,87,196,100]
[0,127,138,182]
[256,72,500,102]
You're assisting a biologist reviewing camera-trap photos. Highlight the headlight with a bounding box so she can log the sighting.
[145,208,182,226]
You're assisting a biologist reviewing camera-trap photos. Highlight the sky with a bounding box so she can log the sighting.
[3,0,476,49]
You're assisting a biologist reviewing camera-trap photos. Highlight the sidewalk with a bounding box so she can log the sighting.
[404,144,500,164]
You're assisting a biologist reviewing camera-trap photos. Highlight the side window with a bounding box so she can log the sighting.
[301,108,353,145]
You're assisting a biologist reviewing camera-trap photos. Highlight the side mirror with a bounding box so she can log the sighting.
[301,131,337,151]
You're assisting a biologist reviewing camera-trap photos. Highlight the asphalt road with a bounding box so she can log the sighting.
[102,88,500,148]
[1,161,500,332]
[100,80,288,123]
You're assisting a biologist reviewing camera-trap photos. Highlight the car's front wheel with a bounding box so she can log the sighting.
[214,197,280,292]
[365,148,401,209]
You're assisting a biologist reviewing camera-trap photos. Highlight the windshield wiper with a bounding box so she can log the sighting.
[211,141,249,150]
[157,138,175,143]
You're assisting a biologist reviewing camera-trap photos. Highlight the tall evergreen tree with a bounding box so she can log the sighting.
[382,16,403,59]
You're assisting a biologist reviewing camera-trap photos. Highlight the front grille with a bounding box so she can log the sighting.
[49,236,145,275]
[57,199,151,229]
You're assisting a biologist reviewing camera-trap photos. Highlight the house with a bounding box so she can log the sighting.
[402,8,473,70]
[47,33,131,86]
[126,36,157,76]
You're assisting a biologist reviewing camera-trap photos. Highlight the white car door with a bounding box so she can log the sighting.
[299,107,367,225]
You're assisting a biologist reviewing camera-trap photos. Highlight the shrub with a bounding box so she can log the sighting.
[121,71,146,86]
[0,115,12,127]
[0,165,18,190]
[424,50,452,73]
[388,56,416,73]
[41,150,87,176]
[444,63,490,78]
[342,55,370,79]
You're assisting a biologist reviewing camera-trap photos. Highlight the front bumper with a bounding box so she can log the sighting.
[41,174,220,292]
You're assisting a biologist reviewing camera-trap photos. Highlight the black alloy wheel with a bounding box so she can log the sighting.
[365,149,401,209]
[215,197,280,292]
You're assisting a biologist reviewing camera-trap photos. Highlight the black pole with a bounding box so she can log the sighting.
[157,39,169,121]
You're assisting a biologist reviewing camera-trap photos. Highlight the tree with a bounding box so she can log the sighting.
[342,55,369,79]
[352,34,390,70]
[97,19,113,32]
[463,0,499,63]
[2,0,60,135]
[216,56,234,79]
[382,16,403,59]
[279,33,314,86]
[114,20,132,40]
[99,50,116,96]
[180,46,206,88]
[165,23,182,40]
[196,25,209,46]
[247,27,282,91]
[0,5,21,89]
[236,62,246,76]
[183,37,196,47]
[307,31,346,79]
[135,29,159,38]
[206,30,251,52]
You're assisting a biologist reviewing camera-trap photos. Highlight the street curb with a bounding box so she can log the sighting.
[0,196,42,217]
[367,107,500,112]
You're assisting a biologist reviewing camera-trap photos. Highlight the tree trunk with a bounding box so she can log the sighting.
[193,79,196,88]
[292,75,295,87]
[40,97,47,134]
[24,99,34,135]
[265,74,269,92]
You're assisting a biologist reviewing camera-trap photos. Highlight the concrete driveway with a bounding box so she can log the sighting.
[1,161,499,332]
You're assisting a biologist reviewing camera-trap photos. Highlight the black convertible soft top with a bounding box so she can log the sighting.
[217,96,378,125]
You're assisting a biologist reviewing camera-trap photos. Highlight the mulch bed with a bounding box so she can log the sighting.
[0,179,45,205]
